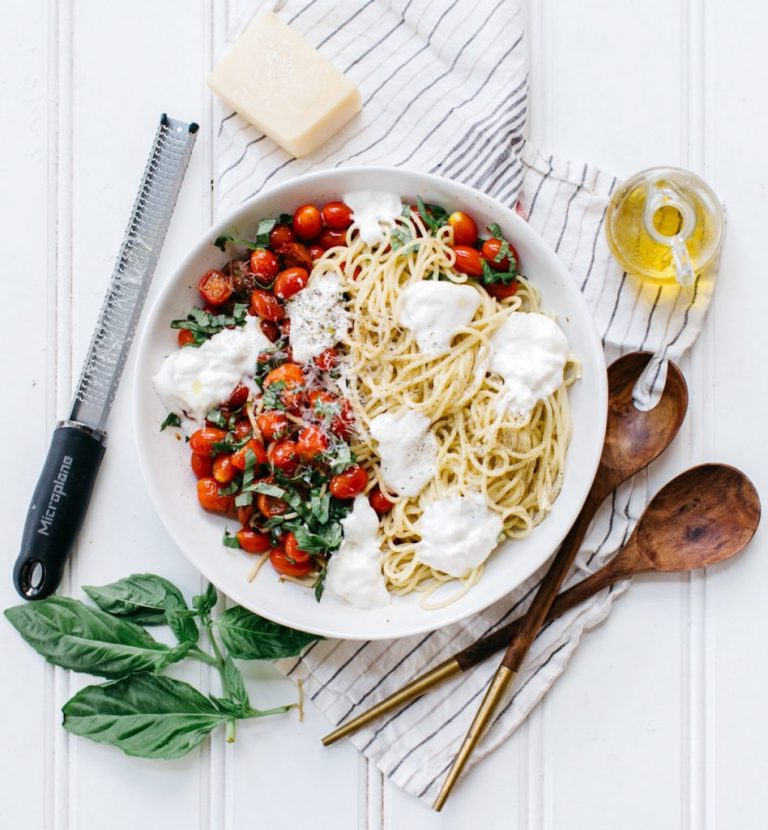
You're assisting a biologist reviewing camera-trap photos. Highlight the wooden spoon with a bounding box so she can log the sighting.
[322,464,759,747]
[434,351,689,810]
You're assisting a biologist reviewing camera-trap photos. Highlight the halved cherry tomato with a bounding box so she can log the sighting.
[268,439,299,474]
[260,320,280,342]
[321,201,353,230]
[231,438,268,471]
[189,428,228,457]
[191,453,213,478]
[264,362,304,389]
[284,531,311,563]
[269,223,295,250]
[318,227,347,249]
[369,486,395,514]
[258,493,289,518]
[484,281,519,300]
[269,547,312,576]
[273,267,309,300]
[329,464,368,499]
[177,328,196,347]
[236,528,271,554]
[256,411,290,441]
[234,419,253,440]
[331,399,355,439]
[448,211,478,246]
[452,245,484,277]
[250,289,285,321]
[197,477,233,512]
[228,384,249,409]
[292,204,323,240]
[212,454,237,485]
[313,347,338,371]
[198,269,234,306]
[481,238,520,272]
[249,248,280,284]
[297,424,329,460]
[308,244,325,260]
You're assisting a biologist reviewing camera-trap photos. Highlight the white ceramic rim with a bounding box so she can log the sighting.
[133,166,607,640]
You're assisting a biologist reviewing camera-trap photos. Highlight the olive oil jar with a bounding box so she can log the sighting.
[605,167,723,286]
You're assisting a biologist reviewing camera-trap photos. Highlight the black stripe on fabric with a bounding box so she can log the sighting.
[285,639,320,677]
[217,111,236,137]
[663,273,700,350]
[289,0,320,24]
[310,641,372,702]
[526,154,554,219]
[343,0,415,74]
[316,0,376,49]
[395,32,525,167]
[466,106,528,188]
[580,200,610,291]
[340,0,507,166]
[602,271,627,345]
[486,151,525,201]
[416,639,572,798]
[554,164,588,253]
[218,136,266,183]
[639,286,663,350]
[586,489,618,568]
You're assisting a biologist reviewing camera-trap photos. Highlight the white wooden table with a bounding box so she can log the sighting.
[3,1,766,827]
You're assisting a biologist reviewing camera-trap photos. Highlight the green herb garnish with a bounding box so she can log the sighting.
[160,412,182,431]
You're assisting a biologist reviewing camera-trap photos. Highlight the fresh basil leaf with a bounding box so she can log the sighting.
[160,413,181,431]
[192,583,218,615]
[62,673,232,759]
[82,574,186,626]
[416,197,449,233]
[217,606,319,660]
[309,489,331,525]
[217,481,240,497]
[391,226,413,251]
[293,523,343,554]
[313,567,327,603]
[322,442,356,475]
[262,380,287,411]
[206,408,228,429]
[4,598,179,678]
[222,654,250,709]
[251,482,286,499]
[223,529,241,549]
[164,594,199,646]
[255,218,277,247]
[234,491,253,508]
[480,258,518,286]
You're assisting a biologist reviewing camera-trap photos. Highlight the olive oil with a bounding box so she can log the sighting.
[605,167,723,285]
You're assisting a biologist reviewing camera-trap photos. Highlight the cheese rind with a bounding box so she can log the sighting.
[208,11,362,158]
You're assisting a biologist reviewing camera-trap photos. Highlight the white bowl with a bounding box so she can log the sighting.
[134,167,607,640]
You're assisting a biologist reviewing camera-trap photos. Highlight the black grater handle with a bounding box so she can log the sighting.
[13,422,106,599]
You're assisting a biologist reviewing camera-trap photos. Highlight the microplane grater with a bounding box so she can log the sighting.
[14,114,198,600]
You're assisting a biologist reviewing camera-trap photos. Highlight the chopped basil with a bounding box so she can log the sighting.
[160,413,181,431]
[416,197,449,233]
[222,529,241,549]
[480,258,518,287]
[262,380,287,411]
[293,523,343,554]
[254,218,276,247]
[217,481,240,497]
[486,223,518,272]
[322,442,356,475]
[313,567,327,602]
[170,304,248,345]
[206,408,228,429]
[391,226,413,251]
[234,491,253,508]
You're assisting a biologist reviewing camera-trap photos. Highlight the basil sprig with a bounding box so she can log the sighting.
[4,575,319,758]
[170,304,248,346]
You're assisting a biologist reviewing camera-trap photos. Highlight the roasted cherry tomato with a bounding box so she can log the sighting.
[329,464,368,499]
[231,438,268,471]
[177,328,196,347]
[313,347,338,371]
[237,503,254,527]
[228,384,249,409]
[191,453,213,478]
[330,398,355,439]
[269,223,295,250]
[308,244,325,261]
[452,245,484,277]
[258,492,289,518]
[321,201,353,230]
[292,204,323,240]
[273,267,309,300]
[484,281,519,301]
[269,547,312,576]
[212,454,237,485]
[189,428,228,457]
[268,439,299,474]
[297,424,329,460]
[284,531,311,563]
[448,211,478,246]
[234,418,253,440]
[308,389,335,414]
[198,269,234,307]
[260,320,280,342]
[236,529,271,554]
[318,227,347,249]
[481,238,520,272]
[197,477,233,513]
[369,486,395,514]
[280,318,291,338]
[276,242,314,271]
[249,248,280,284]
[256,411,290,441]
[264,362,304,389]
[250,288,285,321]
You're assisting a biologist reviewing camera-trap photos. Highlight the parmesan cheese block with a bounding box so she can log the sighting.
[208,11,362,158]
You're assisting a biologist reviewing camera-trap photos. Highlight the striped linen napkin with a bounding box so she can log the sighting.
[213,0,714,802]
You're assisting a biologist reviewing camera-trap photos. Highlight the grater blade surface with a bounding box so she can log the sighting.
[69,114,197,431]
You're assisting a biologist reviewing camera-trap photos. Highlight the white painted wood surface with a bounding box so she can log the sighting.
[2,0,766,827]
